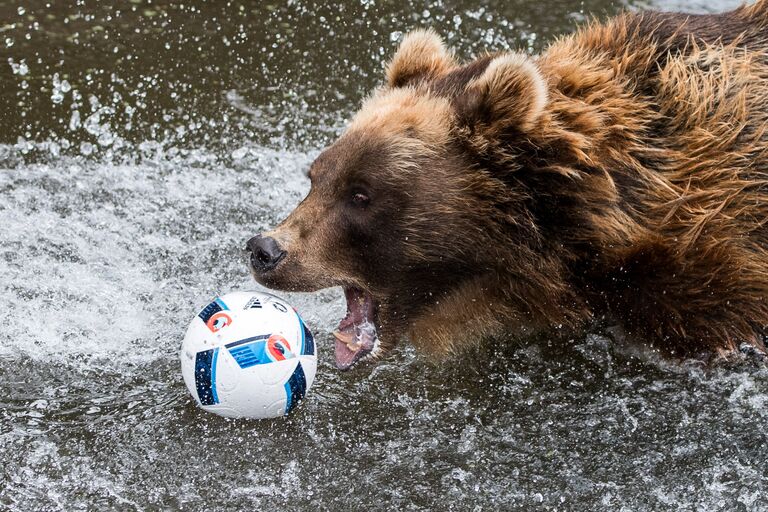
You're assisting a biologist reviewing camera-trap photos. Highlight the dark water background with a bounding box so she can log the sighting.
[2,0,767,510]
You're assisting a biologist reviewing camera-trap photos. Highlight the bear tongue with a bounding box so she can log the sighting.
[333,287,377,370]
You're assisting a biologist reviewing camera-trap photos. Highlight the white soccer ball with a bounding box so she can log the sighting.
[180,291,317,419]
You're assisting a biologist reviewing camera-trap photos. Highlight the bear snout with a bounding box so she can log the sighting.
[246,234,286,273]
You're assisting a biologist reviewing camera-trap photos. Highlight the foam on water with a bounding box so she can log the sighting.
[0,147,321,366]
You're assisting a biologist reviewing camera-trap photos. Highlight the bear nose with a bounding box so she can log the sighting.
[246,235,286,272]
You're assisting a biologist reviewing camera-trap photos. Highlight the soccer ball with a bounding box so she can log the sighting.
[180,291,317,419]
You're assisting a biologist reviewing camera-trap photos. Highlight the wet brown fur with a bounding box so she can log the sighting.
[259,1,768,362]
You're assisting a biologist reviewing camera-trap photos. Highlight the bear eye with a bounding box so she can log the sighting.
[351,192,370,207]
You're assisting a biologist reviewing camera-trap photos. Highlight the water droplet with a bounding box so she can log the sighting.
[231,147,248,160]
[80,141,95,156]
[98,131,115,147]
[69,110,81,131]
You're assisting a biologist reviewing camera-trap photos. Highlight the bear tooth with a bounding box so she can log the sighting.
[332,330,356,346]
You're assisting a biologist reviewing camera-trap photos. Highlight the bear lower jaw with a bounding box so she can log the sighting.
[333,286,379,370]
[333,324,378,370]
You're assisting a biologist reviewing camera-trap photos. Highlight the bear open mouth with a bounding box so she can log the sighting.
[332,287,379,370]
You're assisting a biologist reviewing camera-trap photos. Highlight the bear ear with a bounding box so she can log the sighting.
[455,53,548,135]
[386,29,455,88]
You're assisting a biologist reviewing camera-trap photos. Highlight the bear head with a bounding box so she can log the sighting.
[249,30,574,370]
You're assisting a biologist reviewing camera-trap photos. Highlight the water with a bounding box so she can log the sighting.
[1,0,766,510]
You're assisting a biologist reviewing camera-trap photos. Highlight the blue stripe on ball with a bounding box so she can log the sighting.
[284,362,307,414]
[194,348,218,406]
[298,318,315,356]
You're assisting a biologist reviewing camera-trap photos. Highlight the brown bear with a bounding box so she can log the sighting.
[248,0,768,370]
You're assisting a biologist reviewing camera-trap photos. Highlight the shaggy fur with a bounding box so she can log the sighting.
[254,1,768,364]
